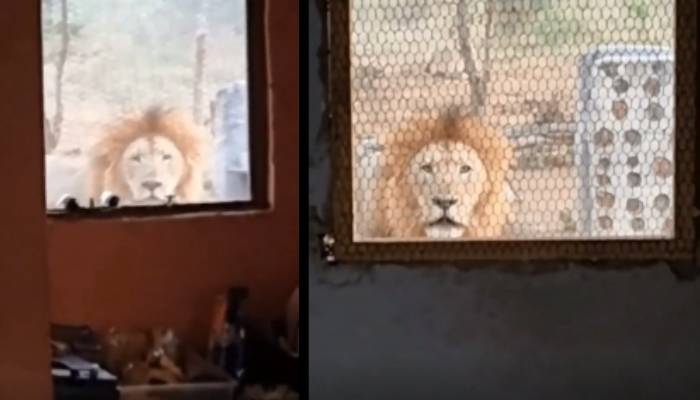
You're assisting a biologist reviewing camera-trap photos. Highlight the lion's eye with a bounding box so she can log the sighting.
[130,154,142,163]
[460,165,472,174]
[420,164,434,174]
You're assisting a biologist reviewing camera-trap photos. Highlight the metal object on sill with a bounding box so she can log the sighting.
[99,191,120,208]
[321,234,337,264]
[57,194,81,212]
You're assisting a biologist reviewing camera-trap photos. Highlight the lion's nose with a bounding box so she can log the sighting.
[142,181,162,192]
[432,197,458,210]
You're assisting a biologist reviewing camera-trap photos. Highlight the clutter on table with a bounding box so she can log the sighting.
[50,284,299,399]
[102,327,237,400]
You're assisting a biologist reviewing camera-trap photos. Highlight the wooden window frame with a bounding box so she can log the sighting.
[326,0,697,263]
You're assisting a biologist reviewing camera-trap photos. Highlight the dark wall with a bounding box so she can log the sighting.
[308,3,700,400]
[0,2,52,398]
[0,3,296,396]
[47,1,299,349]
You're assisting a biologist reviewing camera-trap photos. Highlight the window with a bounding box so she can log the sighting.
[327,0,696,261]
[42,0,269,214]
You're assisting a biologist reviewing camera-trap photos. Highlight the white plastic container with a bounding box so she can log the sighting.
[117,351,237,400]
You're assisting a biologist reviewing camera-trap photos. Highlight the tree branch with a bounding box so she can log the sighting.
[455,0,493,117]
[52,0,70,149]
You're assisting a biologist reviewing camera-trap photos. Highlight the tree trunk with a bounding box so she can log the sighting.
[52,0,69,147]
[455,0,493,117]
[193,0,209,125]
[44,118,56,154]
[45,0,54,26]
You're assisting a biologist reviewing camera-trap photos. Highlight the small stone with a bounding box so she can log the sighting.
[596,174,612,186]
[613,78,630,94]
[626,198,643,215]
[627,172,641,188]
[594,128,615,148]
[653,194,670,212]
[652,157,673,178]
[596,191,615,208]
[598,216,613,230]
[599,62,620,78]
[646,103,665,121]
[643,77,661,97]
[624,130,642,146]
[652,61,669,76]
[631,218,645,232]
[612,100,629,120]
[625,62,648,77]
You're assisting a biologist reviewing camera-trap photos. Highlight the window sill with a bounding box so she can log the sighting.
[46,201,273,222]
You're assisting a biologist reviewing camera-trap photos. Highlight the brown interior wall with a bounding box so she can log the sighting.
[0,1,53,398]
[47,0,299,349]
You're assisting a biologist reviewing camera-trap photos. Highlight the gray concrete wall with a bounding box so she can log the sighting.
[307,3,700,399]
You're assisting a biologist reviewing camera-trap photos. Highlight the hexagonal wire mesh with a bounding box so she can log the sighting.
[329,0,695,261]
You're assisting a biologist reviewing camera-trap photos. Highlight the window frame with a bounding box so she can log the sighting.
[326,0,697,263]
[44,0,271,220]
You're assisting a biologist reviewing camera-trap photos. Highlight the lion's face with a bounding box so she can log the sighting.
[119,135,186,204]
[90,108,210,206]
[371,114,513,240]
[406,140,489,239]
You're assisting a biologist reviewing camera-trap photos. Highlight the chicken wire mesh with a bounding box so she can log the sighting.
[339,0,682,244]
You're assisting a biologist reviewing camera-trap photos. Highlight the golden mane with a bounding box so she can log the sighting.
[88,107,211,203]
[374,112,514,239]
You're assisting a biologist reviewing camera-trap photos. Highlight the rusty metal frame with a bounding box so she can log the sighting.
[327,0,697,263]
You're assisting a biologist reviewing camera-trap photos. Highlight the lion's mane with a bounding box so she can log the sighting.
[88,107,211,204]
[374,112,514,239]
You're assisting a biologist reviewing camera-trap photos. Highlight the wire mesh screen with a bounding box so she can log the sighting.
[345,0,679,243]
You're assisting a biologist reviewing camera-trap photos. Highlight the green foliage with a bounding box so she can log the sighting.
[626,0,650,20]
[559,209,577,233]
[534,9,581,46]
[496,0,551,13]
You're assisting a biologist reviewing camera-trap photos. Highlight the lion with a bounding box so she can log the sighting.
[370,110,514,240]
[88,107,212,206]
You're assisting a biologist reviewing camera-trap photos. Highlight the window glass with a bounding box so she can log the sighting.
[42,0,250,210]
